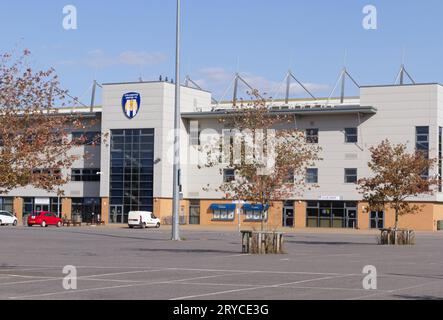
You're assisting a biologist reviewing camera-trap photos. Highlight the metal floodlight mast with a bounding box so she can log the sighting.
[172,0,181,241]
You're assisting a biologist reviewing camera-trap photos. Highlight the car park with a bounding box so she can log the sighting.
[27,211,63,228]
[128,211,161,229]
[0,211,18,226]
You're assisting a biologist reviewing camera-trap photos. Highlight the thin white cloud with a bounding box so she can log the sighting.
[119,51,167,66]
[59,49,167,69]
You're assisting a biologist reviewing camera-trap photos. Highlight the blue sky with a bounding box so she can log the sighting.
[1,0,443,104]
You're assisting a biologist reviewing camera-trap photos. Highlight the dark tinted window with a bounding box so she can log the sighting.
[345,128,358,143]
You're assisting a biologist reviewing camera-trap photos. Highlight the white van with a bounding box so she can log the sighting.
[128,211,161,229]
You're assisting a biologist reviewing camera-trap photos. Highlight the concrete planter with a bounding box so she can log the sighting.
[379,228,415,245]
[241,231,285,254]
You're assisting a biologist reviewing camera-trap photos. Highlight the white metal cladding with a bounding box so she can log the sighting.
[2,81,443,205]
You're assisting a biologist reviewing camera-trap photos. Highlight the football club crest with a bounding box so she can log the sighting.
[122,92,141,119]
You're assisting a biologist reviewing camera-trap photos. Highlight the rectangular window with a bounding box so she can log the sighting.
[345,128,358,143]
[306,168,318,184]
[71,198,101,223]
[212,209,235,221]
[23,198,34,216]
[416,126,429,156]
[32,169,62,180]
[189,121,201,146]
[416,126,430,178]
[306,201,357,229]
[72,132,101,146]
[0,197,13,213]
[223,169,235,183]
[189,200,200,225]
[284,171,295,184]
[306,129,319,144]
[71,169,101,182]
[345,169,358,184]
[245,210,268,222]
[370,211,385,229]
[50,198,61,215]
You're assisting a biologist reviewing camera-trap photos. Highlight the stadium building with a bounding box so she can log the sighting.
[5,72,443,231]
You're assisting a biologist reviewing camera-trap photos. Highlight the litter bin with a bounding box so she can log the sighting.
[438,221,443,231]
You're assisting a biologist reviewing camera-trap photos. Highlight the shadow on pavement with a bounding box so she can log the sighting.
[131,248,239,254]
[284,240,375,246]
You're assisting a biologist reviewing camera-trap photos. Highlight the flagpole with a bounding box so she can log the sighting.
[172,0,181,241]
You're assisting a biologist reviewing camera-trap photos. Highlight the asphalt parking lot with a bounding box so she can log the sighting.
[0,226,443,300]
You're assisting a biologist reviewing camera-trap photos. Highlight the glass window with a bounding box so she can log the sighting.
[307,208,318,217]
[306,129,319,144]
[212,209,235,221]
[306,168,318,184]
[283,171,295,184]
[0,198,13,213]
[71,169,100,182]
[72,132,101,146]
[223,169,235,183]
[50,198,61,215]
[306,201,358,229]
[370,211,384,229]
[416,126,429,154]
[345,169,358,184]
[189,121,201,146]
[345,128,358,143]
[245,210,267,221]
[23,198,34,216]
[416,126,430,179]
[109,129,155,222]
[71,198,101,223]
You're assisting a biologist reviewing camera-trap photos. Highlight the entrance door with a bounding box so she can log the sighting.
[283,207,295,228]
[189,204,200,225]
[345,208,358,229]
[110,205,123,224]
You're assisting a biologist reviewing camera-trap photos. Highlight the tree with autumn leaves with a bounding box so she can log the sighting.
[358,140,439,230]
[201,91,321,230]
[0,49,99,196]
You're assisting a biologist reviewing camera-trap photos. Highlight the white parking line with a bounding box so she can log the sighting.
[170,274,355,300]
[7,272,249,300]
[167,267,359,277]
[0,269,168,287]
[175,281,389,293]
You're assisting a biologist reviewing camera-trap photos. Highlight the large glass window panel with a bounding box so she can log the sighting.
[307,201,358,229]
[110,129,154,223]
[332,208,345,217]
[307,208,318,217]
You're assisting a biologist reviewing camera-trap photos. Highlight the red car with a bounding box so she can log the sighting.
[27,211,63,228]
